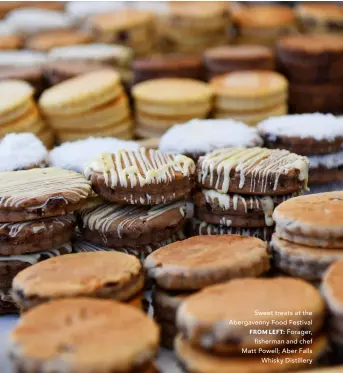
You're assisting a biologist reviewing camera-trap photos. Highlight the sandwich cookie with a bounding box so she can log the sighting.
[0,133,48,171]
[273,192,343,248]
[78,200,186,248]
[175,334,328,373]
[49,137,139,173]
[9,298,159,373]
[12,251,145,311]
[159,119,263,161]
[194,189,298,228]
[0,168,91,222]
[0,214,75,255]
[270,234,343,282]
[83,148,195,205]
[197,147,309,195]
[0,242,72,314]
[177,277,325,351]
[144,235,270,291]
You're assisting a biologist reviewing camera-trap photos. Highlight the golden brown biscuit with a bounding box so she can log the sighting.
[12,251,145,311]
[145,235,270,290]
[9,298,159,373]
[177,278,325,350]
[0,35,23,50]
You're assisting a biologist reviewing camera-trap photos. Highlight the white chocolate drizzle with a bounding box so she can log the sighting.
[198,147,309,194]
[83,148,195,188]
[0,168,91,209]
[0,243,72,265]
[0,215,75,237]
[202,189,297,226]
[79,200,187,237]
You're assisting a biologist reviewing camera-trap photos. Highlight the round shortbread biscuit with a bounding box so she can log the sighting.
[197,147,309,195]
[270,234,343,281]
[9,298,159,373]
[0,132,48,171]
[175,334,327,373]
[39,69,122,116]
[12,251,144,311]
[144,235,270,290]
[0,80,34,117]
[0,106,42,136]
[83,148,195,205]
[177,277,325,350]
[133,78,213,105]
[273,192,343,248]
[0,167,91,222]
[0,98,35,126]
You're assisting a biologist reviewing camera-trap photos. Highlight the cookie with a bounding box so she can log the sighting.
[145,235,270,290]
[194,189,298,228]
[39,69,122,116]
[0,168,91,222]
[258,114,343,155]
[277,34,343,83]
[83,148,195,205]
[204,45,275,79]
[188,218,274,242]
[0,133,48,171]
[12,251,145,311]
[0,34,23,50]
[78,200,186,248]
[49,137,139,173]
[26,29,93,52]
[197,147,309,196]
[0,50,47,67]
[0,242,72,315]
[270,234,343,281]
[273,192,343,248]
[0,214,75,255]
[133,54,204,84]
[159,119,263,160]
[43,60,109,86]
[177,277,325,350]
[307,151,343,184]
[175,334,327,373]
[9,298,159,373]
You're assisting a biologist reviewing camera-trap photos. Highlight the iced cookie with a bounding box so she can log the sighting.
[83,148,195,205]
[144,235,270,290]
[12,251,145,311]
[197,147,309,195]
[177,277,325,350]
[0,168,91,222]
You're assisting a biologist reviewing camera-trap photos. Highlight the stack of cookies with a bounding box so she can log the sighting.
[190,147,309,242]
[39,69,133,142]
[175,277,327,372]
[132,78,213,138]
[0,167,92,313]
[160,1,231,54]
[9,298,160,373]
[210,70,288,125]
[0,132,48,172]
[271,192,343,282]
[296,3,343,35]
[258,114,343,190]
[203,45,275,80]
[89,9,157,57]
[144,235,270,348]
[277,34,343,114]
[77,148,195,262]
[0,80,54,148]
[232,4,297,47]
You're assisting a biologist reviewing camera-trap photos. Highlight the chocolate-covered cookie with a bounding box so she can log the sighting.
[84,148,195,205]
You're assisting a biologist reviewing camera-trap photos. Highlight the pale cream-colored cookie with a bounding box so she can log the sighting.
[177,277,325,350]
[273,192,343,248]
[0,80,34,117]
[12,251,144,311]
[145,235,270,290]
[10,298,159,373]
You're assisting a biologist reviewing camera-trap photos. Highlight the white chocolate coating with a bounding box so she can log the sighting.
[308,150,343,169]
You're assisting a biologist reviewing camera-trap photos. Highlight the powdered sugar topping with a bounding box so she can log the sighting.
[159,119,263,154]
[0,133,48,172]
